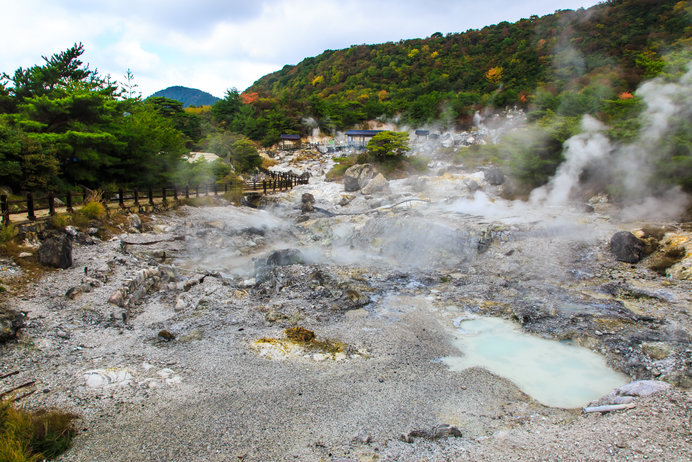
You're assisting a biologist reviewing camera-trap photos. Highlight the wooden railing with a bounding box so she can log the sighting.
[1,171,308,225]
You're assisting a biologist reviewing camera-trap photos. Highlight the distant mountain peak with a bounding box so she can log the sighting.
[148,86,220,107]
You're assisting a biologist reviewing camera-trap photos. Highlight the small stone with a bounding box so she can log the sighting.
[18,252,32,258]
[56,329,71,339]
[158,330,175,341]
[128,214,142,231]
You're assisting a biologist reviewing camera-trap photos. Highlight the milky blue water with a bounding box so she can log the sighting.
[442,317,629,408]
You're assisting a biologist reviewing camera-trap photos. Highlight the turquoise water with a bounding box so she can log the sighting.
[442,317,629,408]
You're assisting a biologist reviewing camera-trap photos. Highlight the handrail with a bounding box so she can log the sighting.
[1,169,309,226]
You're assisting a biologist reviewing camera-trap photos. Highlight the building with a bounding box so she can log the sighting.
[345,129,383,147]
[280,134,301,150]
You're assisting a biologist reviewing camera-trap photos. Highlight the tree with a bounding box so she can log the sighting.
[121,69,140,100]
[366,131,410,161]
[229,139,262,173]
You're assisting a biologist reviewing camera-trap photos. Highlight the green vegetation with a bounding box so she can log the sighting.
[0,400,77,461]
[236,0,688,138]
[366,131,410,161]
[0,44,262,196]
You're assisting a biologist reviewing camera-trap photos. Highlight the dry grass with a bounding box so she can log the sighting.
[0,400,77,462]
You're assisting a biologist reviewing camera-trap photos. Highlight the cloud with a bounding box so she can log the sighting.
[2,0,603,96]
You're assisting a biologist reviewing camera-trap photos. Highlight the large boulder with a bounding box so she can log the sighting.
[38,234,73,269]
[0,306,23,343]
[301,193,315,213]
[361,173,389,195]
[344,164,377,192]
[266,249,304,267]
[610,231,645,263]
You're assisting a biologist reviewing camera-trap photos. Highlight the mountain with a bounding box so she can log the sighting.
[148,86,220,107]
[233,0,688,138]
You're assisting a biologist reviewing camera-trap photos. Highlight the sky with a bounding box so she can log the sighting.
[2,0,603,99]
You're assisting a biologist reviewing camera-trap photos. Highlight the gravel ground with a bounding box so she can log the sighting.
[1,190,691,461]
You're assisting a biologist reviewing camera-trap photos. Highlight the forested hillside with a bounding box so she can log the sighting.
[148,86,220,108]
[211,0,689,146]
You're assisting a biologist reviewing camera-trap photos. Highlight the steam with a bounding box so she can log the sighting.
[529,116,611,206]
[530,64,692,220]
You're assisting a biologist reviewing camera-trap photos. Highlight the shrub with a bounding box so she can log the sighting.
[78,201,105,220]
[50,213,71,230]
[0,224,18,244]
[0,400,77,461]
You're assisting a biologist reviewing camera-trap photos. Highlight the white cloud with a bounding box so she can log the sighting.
[2,0,603,97]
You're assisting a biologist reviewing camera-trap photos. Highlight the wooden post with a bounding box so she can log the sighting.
[213,183,218,196]
[224,183,228,193]
[82,190,88,204]
[1,195,9,225]
[118,188,125,208]
[66,191,73,212]
[185,185,190,199]
[48,192,55,216]
[27,192,36,221]
[263,180,267,194]
[173,187,178,202]
[148,186,154,205]
[195,185,199,197]
[273,179,276,192]
[133,187,139,206]
[162,187,167,205]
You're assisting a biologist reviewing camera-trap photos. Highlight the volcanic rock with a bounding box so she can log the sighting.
[361,173,388,195]
[38,234,73,269]
[344,164,377,192]
[610,231,644,263]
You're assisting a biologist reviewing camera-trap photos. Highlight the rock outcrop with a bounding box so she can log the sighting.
[344,164,377,192]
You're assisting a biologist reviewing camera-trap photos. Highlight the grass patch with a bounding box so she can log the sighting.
[0,400,78,461]
[325,156,357,181]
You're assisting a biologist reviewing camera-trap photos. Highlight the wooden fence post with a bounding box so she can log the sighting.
[162,188,167,205]
[173,187,178,202]
[27,193,36,221]
[148,186,154,205]
[195,185,199,197]
[133,187,139,206]
[66,191,73,213]
[118,188,125,208]
[1,195,9,225]
[213,183,218,196]
[48,192,55,216]
[263,180,267,194]
[185,185,190,199]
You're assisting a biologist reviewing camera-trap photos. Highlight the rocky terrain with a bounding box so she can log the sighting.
[1,147,691,461]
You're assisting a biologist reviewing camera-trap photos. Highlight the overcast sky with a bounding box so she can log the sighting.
[3,0,602,98]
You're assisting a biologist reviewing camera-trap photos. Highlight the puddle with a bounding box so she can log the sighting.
[442,317,629,408]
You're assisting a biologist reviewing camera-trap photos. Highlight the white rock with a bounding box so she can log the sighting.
[616,380,672,397]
